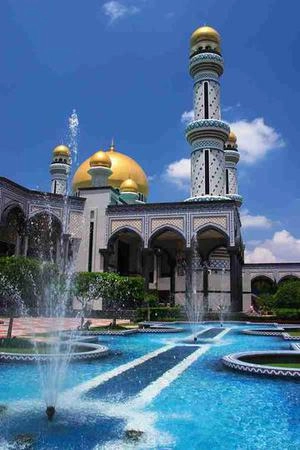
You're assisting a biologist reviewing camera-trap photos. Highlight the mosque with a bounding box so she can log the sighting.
[0,26,299,313]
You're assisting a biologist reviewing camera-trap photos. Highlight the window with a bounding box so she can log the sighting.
[226,169,229,194]
[53,180,57,194]
[88,222,94,272]
[204,82,209,119]
[204,150,210,195]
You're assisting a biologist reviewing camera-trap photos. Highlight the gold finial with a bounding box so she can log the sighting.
[109,138,115,152]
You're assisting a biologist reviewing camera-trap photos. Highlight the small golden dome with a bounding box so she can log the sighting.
[228,130,237,143]
[120,178,138,193]
[53,145,71,157]
[72,144,149,196]
[90,150,112,168]
[190,26,221,47]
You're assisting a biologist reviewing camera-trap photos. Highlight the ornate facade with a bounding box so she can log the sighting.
[0,26,299,313]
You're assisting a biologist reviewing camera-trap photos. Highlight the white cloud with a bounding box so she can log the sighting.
[245,230,300,263]
[241,209,273,229]
[164,158,190,190]
[180,110,284,164]
[229,118,285,164]
[181,110,194,125]
[222,102,241,113]
[103,1,139,23]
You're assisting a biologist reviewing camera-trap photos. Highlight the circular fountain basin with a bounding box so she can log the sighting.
[222,350,300,378]
[242,328,285,336]
[138,322,184,333]
[0,341,109,363]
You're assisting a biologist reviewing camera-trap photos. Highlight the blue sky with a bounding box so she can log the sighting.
[0,0,300,262]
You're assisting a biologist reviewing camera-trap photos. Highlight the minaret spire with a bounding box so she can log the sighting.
[186,26,230,202]
[49,145,71,195]
[224,131,242,205]
[109,138,115,151]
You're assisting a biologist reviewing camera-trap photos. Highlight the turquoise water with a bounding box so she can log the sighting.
[0,323,299,449]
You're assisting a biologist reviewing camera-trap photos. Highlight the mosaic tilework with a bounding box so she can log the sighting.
[193,215,227,231]
[150,217,184,233]
[68,211,85,238]
[111,218,143,234]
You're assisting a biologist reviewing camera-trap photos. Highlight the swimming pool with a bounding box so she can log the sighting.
[0,323,299,449]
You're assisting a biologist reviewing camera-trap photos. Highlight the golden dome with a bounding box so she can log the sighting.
[72,144,149,196]
[53,145,71,157]
[120,178,138,193]
[90,150,112,168]
[228,130,237,143]
[190,26,221,47]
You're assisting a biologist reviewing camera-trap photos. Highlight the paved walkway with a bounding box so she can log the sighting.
[0,317,129,338]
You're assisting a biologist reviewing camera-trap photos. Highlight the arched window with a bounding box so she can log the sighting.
[226,169,229,194]
[204,81,209,119]
[205,149,210,195]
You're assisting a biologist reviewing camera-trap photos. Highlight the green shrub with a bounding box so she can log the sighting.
[144,291,159,307]
[274,308,300,320]
[135,306,181,321]
[74,272,145,309]
[256,294,276,314]
[0,256,42,309]
[274,280,300,309]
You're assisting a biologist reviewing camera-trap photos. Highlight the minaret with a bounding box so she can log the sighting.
[185,26,230,201]
[224,130,243,205]
[88,150,112,187]
[120,177,140,204]
[50,145,71,195]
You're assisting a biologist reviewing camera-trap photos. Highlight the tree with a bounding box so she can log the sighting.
[74,273,102,326]
[274,280,300,309]
[0,273,24,338]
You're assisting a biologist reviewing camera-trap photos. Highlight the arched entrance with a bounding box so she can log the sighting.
[107,228,144,276]
[27,213,63,262]
[148,227,186,305]
[251,276,275,296]
[0,205,26,256]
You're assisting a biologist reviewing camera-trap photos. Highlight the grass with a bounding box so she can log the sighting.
[287,330,300,337]
[264,363,300,369]
[90,325,128,331]
[0,346,53,354]
[0,337,51,354]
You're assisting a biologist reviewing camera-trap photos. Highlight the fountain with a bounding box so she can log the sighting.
[0,111,88,421]
[217,267,230,327]
[36,111,82,420]
[184,239,205,342]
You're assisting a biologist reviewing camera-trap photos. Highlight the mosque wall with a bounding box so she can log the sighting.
[75,188,113,273]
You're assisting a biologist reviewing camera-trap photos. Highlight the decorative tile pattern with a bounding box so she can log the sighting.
[151,217,184,233]
[191,138,223,152]
[194,71,219,83]
[186,119,230,134]
[111,218,143,234]
[193,215,227,231]
[68,211,85,238]
[0,343,109,363]
[242,329,284,336]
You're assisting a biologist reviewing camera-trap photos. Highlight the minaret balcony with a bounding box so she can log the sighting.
[224,150,240,163]
[189,52,224,77]
[186,119,229,144]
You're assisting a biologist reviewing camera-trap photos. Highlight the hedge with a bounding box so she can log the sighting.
[274,308,300,320]
[135,306,181,321]
[0,258,145,313]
